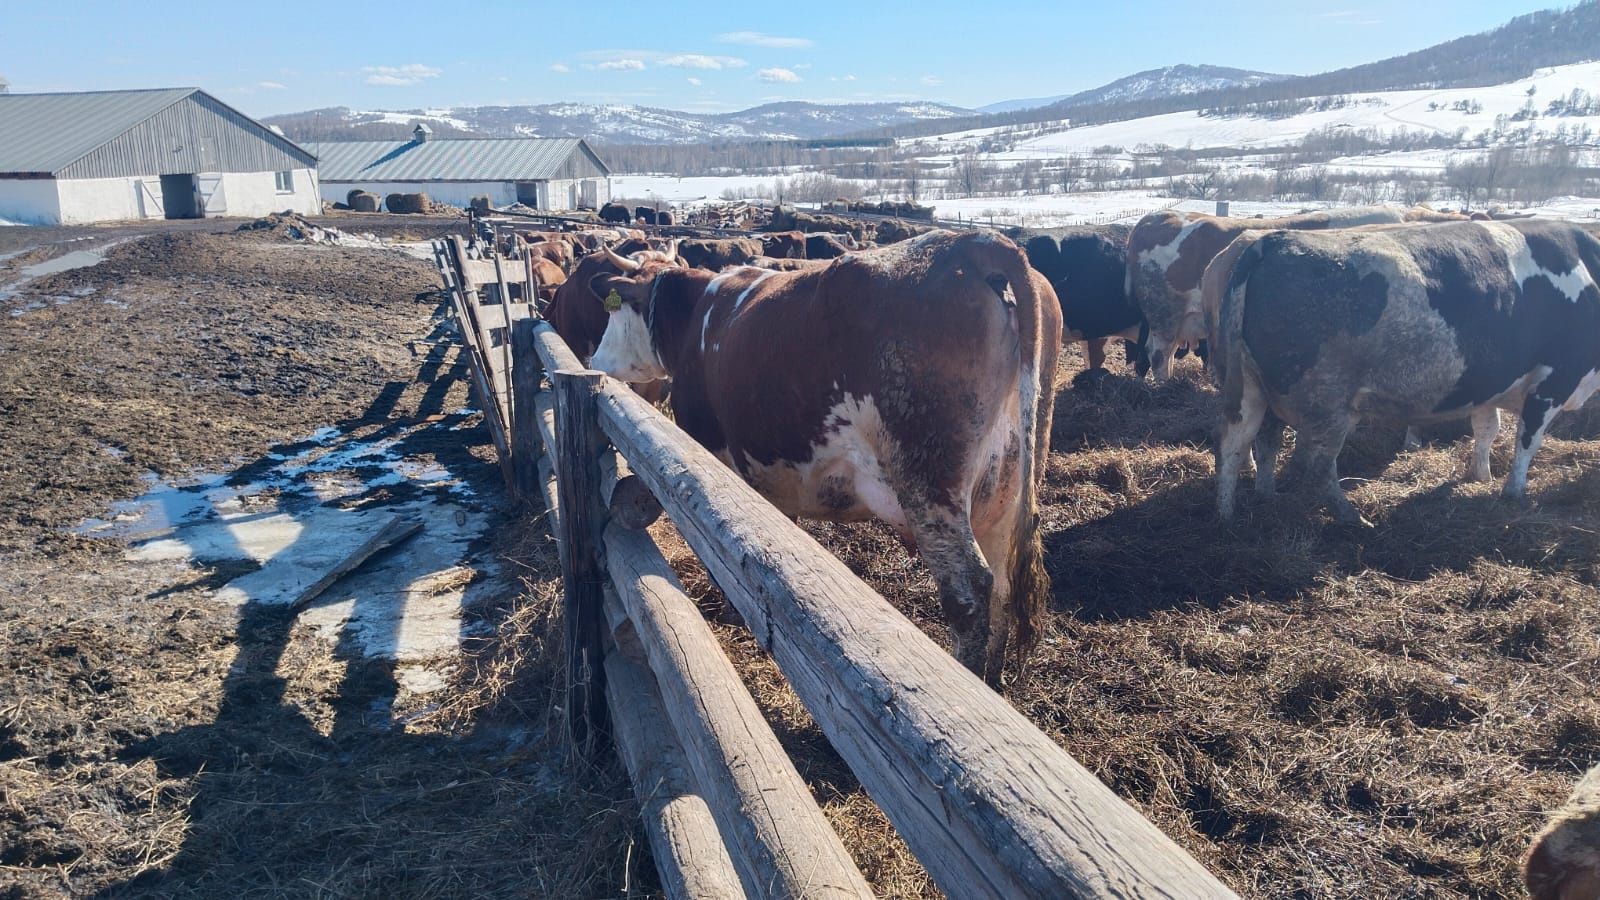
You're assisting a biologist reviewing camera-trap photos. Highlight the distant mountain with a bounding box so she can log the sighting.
[979,65,1285,114]
[855,1,1600,141]
[263,100,972,145]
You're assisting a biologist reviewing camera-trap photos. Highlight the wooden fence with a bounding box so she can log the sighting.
[432,234,1239,899]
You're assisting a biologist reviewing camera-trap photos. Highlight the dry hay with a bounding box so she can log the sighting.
[652,342,1600,898]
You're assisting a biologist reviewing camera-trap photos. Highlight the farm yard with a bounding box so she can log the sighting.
[1,208,1597,898]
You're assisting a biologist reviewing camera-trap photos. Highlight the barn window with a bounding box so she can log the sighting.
[274,170,294,193]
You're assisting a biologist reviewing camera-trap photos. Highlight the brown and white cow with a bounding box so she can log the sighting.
[760,230,807,259]
[587,230,1062,681]
[677,237,765,271]
[1128,206,1465,381]
[1214,219,1600,523]
[547,244,680,363]
[519,232,577,272]
[1526,762,1600,900]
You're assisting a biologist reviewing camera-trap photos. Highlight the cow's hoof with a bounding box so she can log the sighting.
[1071,367,1110,390]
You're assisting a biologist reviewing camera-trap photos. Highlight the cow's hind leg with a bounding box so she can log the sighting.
[1217,378,1268,520]
[907,503,994,676]
[1253,414,1285,494]
[1469,407,1501,482]
[1294,413,1365,525]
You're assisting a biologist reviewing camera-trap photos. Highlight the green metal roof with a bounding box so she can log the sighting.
[0,87,315,177]
[306,137,610,182]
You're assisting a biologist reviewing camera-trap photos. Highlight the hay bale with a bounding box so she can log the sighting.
[386,192,429,215]
[348,191,381,213]
[656,210,674,226]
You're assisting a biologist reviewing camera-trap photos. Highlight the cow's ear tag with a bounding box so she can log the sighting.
[604,289,623,312]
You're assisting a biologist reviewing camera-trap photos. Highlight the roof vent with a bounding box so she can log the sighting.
[412,122,432,142]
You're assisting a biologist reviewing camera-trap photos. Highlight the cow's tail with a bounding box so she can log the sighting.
[969,233,1058,670]
[1218,237,1267,420]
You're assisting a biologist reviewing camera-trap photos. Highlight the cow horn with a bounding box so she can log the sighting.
[666,238,682,264]
[603,245,641,273]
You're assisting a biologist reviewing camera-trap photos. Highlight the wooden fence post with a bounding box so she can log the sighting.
[553,368,609,754]
[510,315,543,503]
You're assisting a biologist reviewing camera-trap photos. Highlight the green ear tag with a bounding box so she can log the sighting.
[604,289,623,312]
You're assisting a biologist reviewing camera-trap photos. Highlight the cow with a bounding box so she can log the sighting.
[1525,762,1600,900]
[1213,219,1600,524]
[527,257,567,305]
[519,233,576,272]
[1019,225,1144,374]
[599,202,632,224]
[635,206,660,226]
[749,256,829,272]
[585,230,1063,681]
[678,237,765,271]
[1127,206,1465,381]
[760,230,807,259]
[805,232,854,259]
[547,244,680,363]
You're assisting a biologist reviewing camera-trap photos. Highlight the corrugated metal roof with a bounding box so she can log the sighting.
[0,88,195,175]
[0,87,316,177]
[306,137,610,182]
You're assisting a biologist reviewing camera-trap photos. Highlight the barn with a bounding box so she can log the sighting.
[307,126,611,212]
[0,87,320,225]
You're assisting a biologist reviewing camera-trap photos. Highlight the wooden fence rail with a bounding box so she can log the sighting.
[432,236,1239,900]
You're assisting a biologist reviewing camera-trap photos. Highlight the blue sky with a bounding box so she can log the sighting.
[0,1,1564,116]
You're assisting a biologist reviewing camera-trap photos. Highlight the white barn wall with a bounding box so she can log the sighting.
[55,175,149,223]
[49,167,320,225]
[0,179,62,225]
[219,168,320,218]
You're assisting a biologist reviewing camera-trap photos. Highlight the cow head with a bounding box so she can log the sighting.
[587,246,685,383]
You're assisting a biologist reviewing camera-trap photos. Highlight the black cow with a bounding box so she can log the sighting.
[635,206,660,226]
[599,202,632,224]
[1017,224,1146,375]
[1214,219,1600,523]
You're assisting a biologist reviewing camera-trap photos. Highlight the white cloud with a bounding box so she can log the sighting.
[757,67,801,83]
[920,75,942,87]
[687,76,703,86]
[793,62,812,70]
[361,63,441,86]
[549,62,571,73]
[718,31,813,48]
[257,80,287,90]
[598,58,646,71]
[658,53,746,70]
[829,74,858,82]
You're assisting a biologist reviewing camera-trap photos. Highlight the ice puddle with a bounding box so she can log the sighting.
[77,413,495,699]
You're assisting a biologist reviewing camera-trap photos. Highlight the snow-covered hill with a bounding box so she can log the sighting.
[978,65,1286,114]
[916,61,1600,162]
[265,100,972,145]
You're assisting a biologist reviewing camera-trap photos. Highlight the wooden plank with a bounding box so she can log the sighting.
[465,301,532,333]
[288,516,422,611]
[605,521,872,899]
[604,611,749,900]
[553,369,609,754]
[594,380,1236,900]
[492,252,518,455]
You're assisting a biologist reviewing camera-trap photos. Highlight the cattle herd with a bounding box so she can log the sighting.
[506,207,1600,893]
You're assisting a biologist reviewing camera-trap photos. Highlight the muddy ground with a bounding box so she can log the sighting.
[3,218,1597,898]
[0,220,638,899]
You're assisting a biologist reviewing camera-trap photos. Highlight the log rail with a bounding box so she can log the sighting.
[432,236,1237,899]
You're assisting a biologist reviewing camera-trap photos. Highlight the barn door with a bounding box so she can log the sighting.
[581,180,597,209]
[137,180,164,219]
[197,174,227,216]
